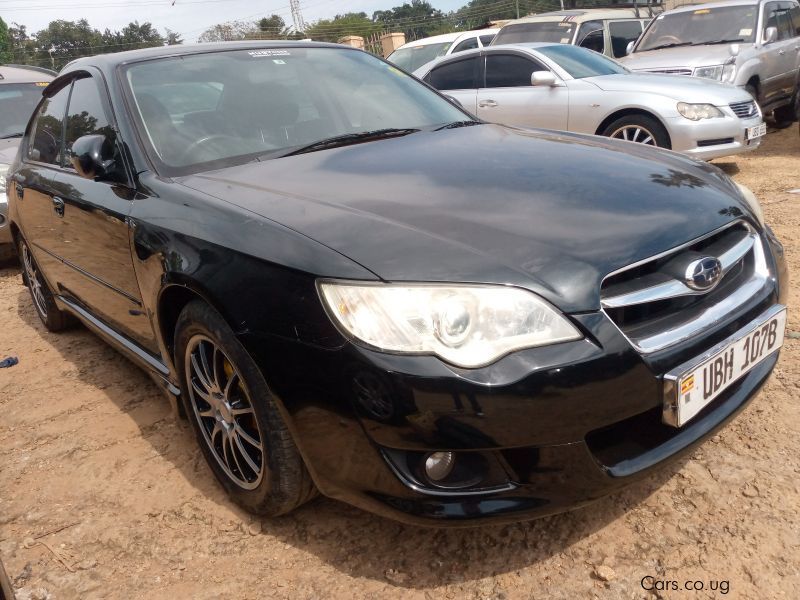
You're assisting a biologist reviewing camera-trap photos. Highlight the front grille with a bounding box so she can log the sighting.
[637,67,692,76]
[600,221,767,353]
[729,99,758,118]
[697,137,734,147]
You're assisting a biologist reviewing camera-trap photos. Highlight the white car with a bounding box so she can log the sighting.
[387,29,498,73]
[414,43,766,160]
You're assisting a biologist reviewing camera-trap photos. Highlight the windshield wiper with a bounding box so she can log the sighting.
[434,120,482,131]
[277,128,420,158]
[643,42,693,51]
[692,38,745,45]
[0,132,24,139]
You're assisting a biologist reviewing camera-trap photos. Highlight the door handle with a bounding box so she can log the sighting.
[478,99,498,108]
[52,196,65,218]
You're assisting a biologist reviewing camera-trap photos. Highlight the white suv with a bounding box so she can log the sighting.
[620,0,800,127]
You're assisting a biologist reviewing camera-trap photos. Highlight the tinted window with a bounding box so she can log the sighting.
[609,21,643,57]
[427,57,478,90]
[64,77,115,158]
[388,42,453,72]
[493,22,577,45]
[485,54,546,88]
[27,83,70,166]
[479,34,496,46]
[453,37,479,53]
[576,20,605,54]
[537,44,628,78]
[790,3,800,35]
[0,83,48,139]
[637,5,758,51]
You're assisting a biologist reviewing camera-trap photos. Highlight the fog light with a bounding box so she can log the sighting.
[424,451,455,481]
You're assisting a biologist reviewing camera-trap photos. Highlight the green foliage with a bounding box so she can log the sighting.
[258,15,287,36]
[373,1,444,39]
[0,17,11,63]
[453,0,560,30]
[304,13,381,43]
[197,20,258,43]
[101,21,165,53]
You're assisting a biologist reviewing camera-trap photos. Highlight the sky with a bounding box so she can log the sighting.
[0,0,469,42]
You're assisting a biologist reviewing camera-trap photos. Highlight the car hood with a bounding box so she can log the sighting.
[620,44,745,71]
[178,124,753,313]
[586,73,752,104]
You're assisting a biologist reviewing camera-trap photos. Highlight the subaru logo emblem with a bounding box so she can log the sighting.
[685,257,723,291]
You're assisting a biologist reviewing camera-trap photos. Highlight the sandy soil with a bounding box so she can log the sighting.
[1,128,799,600]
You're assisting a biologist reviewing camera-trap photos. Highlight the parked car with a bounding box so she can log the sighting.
[491,6,661,58]
[387,29,498,73]
[620,0,800,127]
[0,64,55,262]
[415,43,766,160]
[7,42,787,526]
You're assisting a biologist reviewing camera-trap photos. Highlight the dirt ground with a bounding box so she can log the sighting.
[1,128,799,600]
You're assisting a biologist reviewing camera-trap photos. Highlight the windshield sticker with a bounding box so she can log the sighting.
[560,37,571,43]
[693,9,710,14]
[272,59,286,64]
[739,28,753,36]
[35,82,49,87]
[558,22,573,27]
[248,49,291,57]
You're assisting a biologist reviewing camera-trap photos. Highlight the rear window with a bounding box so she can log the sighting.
[493,21,577,45]
[388,42,453,72]
[0,83,48,139]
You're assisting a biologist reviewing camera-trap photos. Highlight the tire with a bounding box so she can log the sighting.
[18,237,72,332]
[771,102,796,129]
[745,83,758,102]
[175,300,316,516]
[601,114,671,148]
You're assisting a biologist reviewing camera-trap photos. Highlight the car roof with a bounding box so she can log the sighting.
[395,29,499,51]
[0,64,55,84]
[505,7,651,24]
[61,40,349,74]
[665,0,760,15]
[412,43,558,77]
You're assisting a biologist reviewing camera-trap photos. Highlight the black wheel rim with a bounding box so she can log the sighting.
[185,335,265,490]
[21,242,48,319]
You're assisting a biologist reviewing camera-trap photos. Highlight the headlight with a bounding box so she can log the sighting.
[735,182,764,226]
[693,64,723,80]
[677,102,724,120]
[0,163,9,194]
[318,282,582,368]
[721,61,736,84]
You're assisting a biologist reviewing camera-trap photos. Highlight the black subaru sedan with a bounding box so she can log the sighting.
[6,42,788,526]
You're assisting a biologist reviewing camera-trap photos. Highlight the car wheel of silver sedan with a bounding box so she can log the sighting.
[602,114,670,149]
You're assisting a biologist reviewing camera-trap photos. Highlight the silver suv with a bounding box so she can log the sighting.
[0,64,54,261]
[621,0,800,127]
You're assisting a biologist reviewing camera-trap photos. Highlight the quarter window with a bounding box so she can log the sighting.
[426,57,478,90]
[452,37,479,53]
[479,34,496,46]
[485,54,546,88]
[576,20,606,54]
[27,83,71,166]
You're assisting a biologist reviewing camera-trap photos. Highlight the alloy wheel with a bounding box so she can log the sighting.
[21,242,48,319]
[185,334,265,490]
[610,125,657,145]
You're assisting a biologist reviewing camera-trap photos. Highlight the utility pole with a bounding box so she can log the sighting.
[516,0,520,18]
[290,0,307,34]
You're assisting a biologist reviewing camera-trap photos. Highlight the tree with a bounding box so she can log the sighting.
[164,29,183,46]
[102,21,164,52]
[0,17,11,63]
[258,15,286,37]
[304,13,380,43]
[373,1,444,40]
[33,20,103,71]
[197,20,257,42]
[453,0,560,29]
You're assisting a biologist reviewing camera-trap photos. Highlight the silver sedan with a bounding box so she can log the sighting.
[413,43,765,160]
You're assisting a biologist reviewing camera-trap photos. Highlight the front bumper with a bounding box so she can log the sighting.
[242,230,787,526]
[667,113,764,161]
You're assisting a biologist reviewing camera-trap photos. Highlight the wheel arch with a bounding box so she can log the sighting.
[594,107,672,147]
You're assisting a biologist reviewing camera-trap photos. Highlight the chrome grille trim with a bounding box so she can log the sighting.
[600,220,769,354]
[602,228,755,308]
[636,67,692,76]
[729,100,758,118]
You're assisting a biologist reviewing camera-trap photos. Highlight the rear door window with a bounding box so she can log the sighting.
[609,20,644,57]
[27,83,71,166]
[426,56,479,90]
[484,54,547,88]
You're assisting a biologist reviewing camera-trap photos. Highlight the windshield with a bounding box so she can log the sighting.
[637,6,758,51]
[125,47,468,175]
[537,44,629,78]
[492,21,577,45]
[0,83,48,139]
[388,42,453,72]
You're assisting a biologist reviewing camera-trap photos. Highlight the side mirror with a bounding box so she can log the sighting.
[763,26,778,44]
[70,134,115,180]
[626,40,635,55]
[531,71,557,87]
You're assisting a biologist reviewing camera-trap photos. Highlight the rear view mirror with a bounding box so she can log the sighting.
[70,134,115,180]
[626,41,635,55]
[531,71,557,87]
[763,26,778,44]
